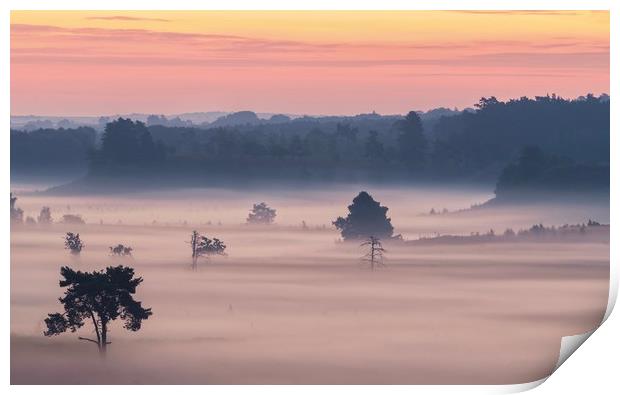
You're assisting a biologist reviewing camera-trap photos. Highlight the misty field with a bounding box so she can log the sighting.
[10,185,609,384]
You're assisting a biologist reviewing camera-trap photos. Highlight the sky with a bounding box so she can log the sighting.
[10,10,609,116]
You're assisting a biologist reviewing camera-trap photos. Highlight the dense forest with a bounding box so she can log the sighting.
[10,127,97,179]
[11,94,609,195]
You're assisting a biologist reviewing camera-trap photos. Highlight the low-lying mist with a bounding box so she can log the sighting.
[11,183,609,384]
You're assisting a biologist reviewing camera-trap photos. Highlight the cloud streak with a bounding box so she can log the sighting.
[9,12,609,115]
[11,23,608,57]
[85,15,171,22]
[10,51,609,71]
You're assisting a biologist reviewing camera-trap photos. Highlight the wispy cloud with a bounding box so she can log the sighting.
[85,15,171,22]
[10,23,609,75]
[11,23,608,55]
[10,51,609,71]
[448,10,591,16]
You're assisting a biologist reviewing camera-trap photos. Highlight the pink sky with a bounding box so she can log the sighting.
[11,11,610,116]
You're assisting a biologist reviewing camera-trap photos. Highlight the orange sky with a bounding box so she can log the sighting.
[10,10,609,116]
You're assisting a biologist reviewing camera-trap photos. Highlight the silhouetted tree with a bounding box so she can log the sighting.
[196,236,227,256]
[189,230,226,269]
[10,193,23,224]
[474,96,500,109]
[333,191,394,240]
[44,265,152,354]
[360,236,386,271]
[38,206,53,224]
[64,232,84,254]
[93,118,165,168]
[109,244,133,257]
[246,202,276,224]
[396,111,428,170]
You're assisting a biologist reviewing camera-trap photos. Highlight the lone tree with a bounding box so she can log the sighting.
[360,236,387,271]
[190,231,227,268]
[44,265,152,354]
[109,244,133,257]
[38,206,53,224]
[333,191,394,240]
[10,193,24,224]
[64,232,84,254]
[246,202,276,224]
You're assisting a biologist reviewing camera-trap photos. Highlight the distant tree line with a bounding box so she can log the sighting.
[10,127,97,177]
[430,94,609,180]
[11,94,609,187]
[410,220,608,246]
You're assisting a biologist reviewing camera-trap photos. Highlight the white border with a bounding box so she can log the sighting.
[3,1,617,393]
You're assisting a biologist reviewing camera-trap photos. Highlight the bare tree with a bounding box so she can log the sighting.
[190,230,200,269]
[360,236,386,271]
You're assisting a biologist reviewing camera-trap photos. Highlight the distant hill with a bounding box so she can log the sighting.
[10,107,463,131]
[207,111,262,127]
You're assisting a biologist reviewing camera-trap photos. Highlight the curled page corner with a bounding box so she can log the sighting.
[552,271,617,374]
[502,377,548,394]
[554,330,595,372]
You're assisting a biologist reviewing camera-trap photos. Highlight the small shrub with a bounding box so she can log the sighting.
[109,244,133,256]
[64,232,84,254]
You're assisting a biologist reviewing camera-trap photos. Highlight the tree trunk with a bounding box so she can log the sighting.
[371,239,376,271]
[191,231,198,270]
[100,322,108,355]
[88,310,103,353]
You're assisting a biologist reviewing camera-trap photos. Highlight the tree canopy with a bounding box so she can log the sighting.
[44,265,152,353]
[64,232,84,254]
[247,202,277,224]
[92,118,165,169]
[333,191,394,240]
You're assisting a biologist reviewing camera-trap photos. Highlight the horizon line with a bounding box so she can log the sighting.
[10,91,610,120]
